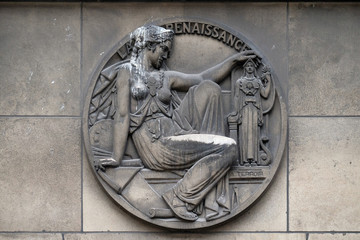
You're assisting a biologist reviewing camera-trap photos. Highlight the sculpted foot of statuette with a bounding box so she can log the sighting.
[163,189,198,221]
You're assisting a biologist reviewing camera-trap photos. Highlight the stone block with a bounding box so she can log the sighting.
[82,3,287,231]
[0,3,81,116]
[185,2,288,98]
[309,234,360,240]
[289,117,360,231]
[0,234,62,240]
[0,118,81,231]
[212,150,287,231]
[83,147,286,231]
[65,233,305,240]
[289,3,360,116]
[83,153,159,231]
[82,2,186,95]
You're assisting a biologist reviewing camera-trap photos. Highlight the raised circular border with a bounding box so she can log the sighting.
[83,17,287,230]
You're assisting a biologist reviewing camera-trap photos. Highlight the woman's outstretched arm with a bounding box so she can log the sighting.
[169,51,257,91]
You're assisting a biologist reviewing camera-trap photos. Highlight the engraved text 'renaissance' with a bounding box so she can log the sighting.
[117,21,251,60]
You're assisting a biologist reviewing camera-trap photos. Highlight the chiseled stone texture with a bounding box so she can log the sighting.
[289,117,360,231]
[289,3,360,116]
[82,2,287,231]
[0,3,80,116]
[0,118,81,231]
[309,234,360,240]
[83,154,159,231]
[83,151,287,231]
[213,152,287,231]
[82,2,185,96]
[185,2,288,99]
[82,3,287,100]
[65,233,305,240]
[0,234,62,240]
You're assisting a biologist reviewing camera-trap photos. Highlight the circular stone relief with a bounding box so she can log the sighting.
[83,18,287,229]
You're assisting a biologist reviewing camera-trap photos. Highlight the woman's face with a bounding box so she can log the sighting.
[148,40,172,70]
[245,62,255,74]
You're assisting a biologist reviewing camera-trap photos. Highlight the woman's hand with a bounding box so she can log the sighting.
[235,50,259,63]
[94,157,119,171]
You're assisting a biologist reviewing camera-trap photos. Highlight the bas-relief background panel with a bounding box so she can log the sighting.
[82,2,288,232]
[0,2,358,238]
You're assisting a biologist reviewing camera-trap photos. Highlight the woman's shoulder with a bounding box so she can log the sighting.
[101,60,131,80]
[118,62,132,71]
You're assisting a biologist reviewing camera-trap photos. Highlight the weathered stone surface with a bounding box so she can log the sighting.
[185,2,288,99]
[83,152,287,231]
[82,3,287,99]
[289,117,360,231]
[82,3,287,230]
[82,2,185,95]
[0,118,81,231]
[83,155,159,231]
[0,1,358,236]
[85,7,285,228]
[0,3,80,116]
[309,234,360,240]
[65,233,305,240]
[289,3,360,116]
[213,151,287,231]
[0,234,62,240]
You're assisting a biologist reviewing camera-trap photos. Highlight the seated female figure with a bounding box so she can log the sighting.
[99,25,256,221]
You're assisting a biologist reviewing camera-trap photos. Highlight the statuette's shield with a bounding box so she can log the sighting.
[83,18,287,229]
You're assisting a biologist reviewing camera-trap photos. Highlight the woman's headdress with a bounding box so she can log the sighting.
[130,25,174,51]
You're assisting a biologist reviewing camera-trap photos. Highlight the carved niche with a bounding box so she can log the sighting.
[83,18,287,229]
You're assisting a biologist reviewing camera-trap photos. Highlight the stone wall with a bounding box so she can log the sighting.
[0,2,359,240]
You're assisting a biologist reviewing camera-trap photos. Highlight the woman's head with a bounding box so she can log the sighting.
[130,25,174,68]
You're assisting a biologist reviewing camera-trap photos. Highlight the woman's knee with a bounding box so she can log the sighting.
[197,80,221,98]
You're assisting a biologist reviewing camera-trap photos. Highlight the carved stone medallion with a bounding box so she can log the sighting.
[83,17,287,229]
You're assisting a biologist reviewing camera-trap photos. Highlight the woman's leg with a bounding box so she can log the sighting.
[173,80,225,135]
[162,134,236,221]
